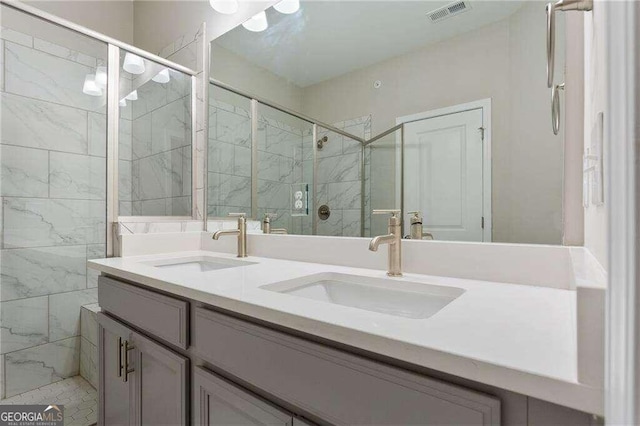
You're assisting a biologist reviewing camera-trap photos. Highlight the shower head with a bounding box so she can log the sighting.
[317,136,328,149]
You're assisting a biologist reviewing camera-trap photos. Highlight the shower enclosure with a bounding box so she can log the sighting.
[207,79,402,238]
[0,0,196,402]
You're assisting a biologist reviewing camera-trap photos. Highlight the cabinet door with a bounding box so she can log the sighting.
[98,313,134,426]
[131,330,189,426]
[193,367,292,426]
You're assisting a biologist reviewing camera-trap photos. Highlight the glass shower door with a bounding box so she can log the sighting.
[315,117,369,237]
[363,126,402,238]
[207,84,253,222]
[0,5,107,399]
[256,102,313,235]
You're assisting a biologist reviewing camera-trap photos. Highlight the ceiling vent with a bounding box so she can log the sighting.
[427,1,472,23]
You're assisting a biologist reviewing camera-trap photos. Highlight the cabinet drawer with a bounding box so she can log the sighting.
[194,308,500,425]
[98,276,189,349]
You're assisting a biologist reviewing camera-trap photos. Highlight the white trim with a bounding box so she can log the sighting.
[605,0,638,424]
[396,98,492,242]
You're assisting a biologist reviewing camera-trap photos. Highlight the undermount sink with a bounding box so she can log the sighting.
[261,273,464,319]
[142,255,256,272]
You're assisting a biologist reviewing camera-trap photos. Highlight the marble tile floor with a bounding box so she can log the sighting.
[0,375,97,426]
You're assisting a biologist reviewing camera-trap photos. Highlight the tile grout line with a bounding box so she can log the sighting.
[3,35,101,70]
[0,141,104,160]
[1,284,98,305]
[2,89,106,116]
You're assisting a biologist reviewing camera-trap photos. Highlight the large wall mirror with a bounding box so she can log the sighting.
[208,0,569,244]
[118,52,193,218]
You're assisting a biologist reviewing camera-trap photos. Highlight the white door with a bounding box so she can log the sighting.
[403,108,485,241]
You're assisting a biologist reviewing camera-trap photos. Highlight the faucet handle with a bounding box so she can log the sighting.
[372,209,401,218]
[228,213,247,218]
[263,213,277,220]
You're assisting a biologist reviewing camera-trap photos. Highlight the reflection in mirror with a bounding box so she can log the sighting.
[207,84,253,218]
[256,103,313,235]
[209,1,568,244]
[316,124,367,237]
[364,127,402,239]
[119,51,192,217]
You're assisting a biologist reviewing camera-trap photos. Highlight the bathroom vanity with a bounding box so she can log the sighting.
[91,245,603,426]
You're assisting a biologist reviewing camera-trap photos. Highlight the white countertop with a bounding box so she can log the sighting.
[89,250,603,415]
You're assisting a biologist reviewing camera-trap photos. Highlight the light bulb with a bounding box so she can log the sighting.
[95,66,107,89]
[274,0,299,14]
[242,11,268,32]
[152,68,171,84]
[209,0,238,14]
[123,53,145,75]
[125,90,138,101]
[119,98,127,107]
[82,74,102,97]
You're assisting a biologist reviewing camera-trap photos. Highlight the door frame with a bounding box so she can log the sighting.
[396,98,492,242]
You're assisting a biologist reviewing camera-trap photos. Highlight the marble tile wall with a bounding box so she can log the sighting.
[316,116,371,237]
[0,27,103,398]
[162,24,206,221]
[79,304,99,389]
[119,74,134,216]
[127,68,192,216]
[256,114,307,234]
[207,97,252,219]
[207,96,313,235]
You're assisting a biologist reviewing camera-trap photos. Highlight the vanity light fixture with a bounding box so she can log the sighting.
[152,68,171,84]
[119,98,127,107]
[274,0,300,14]
[242,11,268,32]
[123,52,145,74]
[95,66,107,89]
[209,0,238,15]
[82,74,102,97]
[125,90,138,101]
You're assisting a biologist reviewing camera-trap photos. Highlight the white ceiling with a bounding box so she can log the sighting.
[213,0,527,88]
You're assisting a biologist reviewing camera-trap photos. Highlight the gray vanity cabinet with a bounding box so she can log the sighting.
[193,367,293,426]
[97,312,189,426]
[98,313,134,426]
[132,329,189,425]
[98,276,600,425]
[193,307,500,425]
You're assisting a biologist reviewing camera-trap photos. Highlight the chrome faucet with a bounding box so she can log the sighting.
[369,209,403,277]
[407,211,434,240]
[262,213,288,235]
[212,213,248,257]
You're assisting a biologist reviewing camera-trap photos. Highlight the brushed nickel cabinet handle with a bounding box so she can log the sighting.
[123,339,135,383]
[117,337,123,378]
